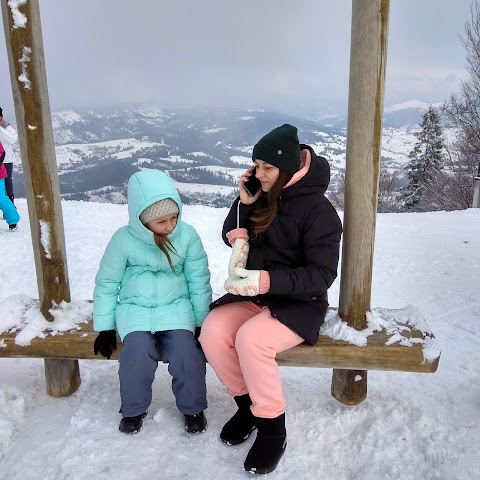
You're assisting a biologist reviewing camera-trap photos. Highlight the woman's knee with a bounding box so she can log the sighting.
[235,321,268,359]
[199,308,234,347]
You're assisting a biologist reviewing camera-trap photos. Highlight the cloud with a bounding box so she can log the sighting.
[0,0,473,114]
[386,66,468,104]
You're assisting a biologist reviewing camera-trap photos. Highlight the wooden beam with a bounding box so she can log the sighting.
[473,177,480,208]
[332,0,391,405]
[0,321,439,374]
[279,331,438,373]
[1,0,80,396]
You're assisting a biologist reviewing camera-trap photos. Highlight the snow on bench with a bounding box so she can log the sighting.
[0,295,440,373]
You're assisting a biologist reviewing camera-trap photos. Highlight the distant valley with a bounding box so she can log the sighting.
[12,101,438,207]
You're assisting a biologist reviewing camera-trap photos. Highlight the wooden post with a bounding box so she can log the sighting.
[1,0,80,396]
[472,177,480,208]
[331,0,390,405]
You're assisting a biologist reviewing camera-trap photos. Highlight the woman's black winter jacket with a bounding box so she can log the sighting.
[210,145,343,345]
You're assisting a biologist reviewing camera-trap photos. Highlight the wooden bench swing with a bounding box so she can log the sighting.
[0,0,439,406]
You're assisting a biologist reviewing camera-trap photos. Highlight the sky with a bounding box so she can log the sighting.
[0,201,479,479]
[0,0,475,117]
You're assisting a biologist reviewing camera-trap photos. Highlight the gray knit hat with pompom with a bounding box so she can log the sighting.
[140,198,179,224]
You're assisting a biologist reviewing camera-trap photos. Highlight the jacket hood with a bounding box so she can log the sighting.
[282,144,330,199]
[127,170,182,242]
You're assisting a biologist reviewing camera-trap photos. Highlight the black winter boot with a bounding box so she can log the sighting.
[244,413,287,475]
[119,412,147,434]
[184,411,208,433]
[220,394,256,445]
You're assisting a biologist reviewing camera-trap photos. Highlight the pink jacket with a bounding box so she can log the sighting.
[0,142,6,179]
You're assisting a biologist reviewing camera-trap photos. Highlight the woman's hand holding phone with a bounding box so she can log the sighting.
[240,167,262,204]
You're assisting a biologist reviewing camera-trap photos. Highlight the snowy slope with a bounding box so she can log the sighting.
[0,201,479,480]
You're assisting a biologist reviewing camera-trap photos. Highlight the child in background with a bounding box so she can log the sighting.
[93,169,212,435]
[0,142,19,231]
[0,107,19,204]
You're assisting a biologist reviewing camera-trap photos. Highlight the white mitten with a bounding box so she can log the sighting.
[225,268,261,296]
[228,237,250,276]
[225,268,271,297]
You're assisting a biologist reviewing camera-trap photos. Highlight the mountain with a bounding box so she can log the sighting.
[10,102,439,206]
[383,100,444,128]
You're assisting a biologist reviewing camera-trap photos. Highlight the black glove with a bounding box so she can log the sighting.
[94,330,117,359]
[194,327,202,350]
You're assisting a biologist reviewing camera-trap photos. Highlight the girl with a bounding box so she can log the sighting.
[0,142,19,231]
[200,124,342,474]
[93,169,212,435]
[0,107,18,204]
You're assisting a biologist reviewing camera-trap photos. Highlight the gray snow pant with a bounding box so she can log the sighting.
[119,330,207,417]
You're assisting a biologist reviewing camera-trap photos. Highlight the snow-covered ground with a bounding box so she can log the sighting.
[0,200,479,480]
[54,138,165,166]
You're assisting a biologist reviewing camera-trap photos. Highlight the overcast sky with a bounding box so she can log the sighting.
[0,0,474,117]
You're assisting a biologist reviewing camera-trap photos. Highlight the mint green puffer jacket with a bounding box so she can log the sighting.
[93,170,212,340]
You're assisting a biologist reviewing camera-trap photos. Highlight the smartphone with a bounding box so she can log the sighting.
[243,168,262,196]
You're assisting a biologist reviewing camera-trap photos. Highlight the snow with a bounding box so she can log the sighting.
[203,127,226,134]
[383,100,431,113]
[0,296,91,346]
[310,130,330,137]
[17,46,32,90]
[171,181,237,196]
[8,0,27,29]
[0,200,479,479]
[38,220,51,259]
[164,155,197,165]
[52,110,84,128]
[183,165,246,178]
[229,155,251,165]
[54,138,165,166]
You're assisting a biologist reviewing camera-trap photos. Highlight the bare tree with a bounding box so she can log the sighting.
[329,169,403,213]
[442,0,480,203]
[377,169,403,212]
[328,172,345,211]
[417,145,477,211]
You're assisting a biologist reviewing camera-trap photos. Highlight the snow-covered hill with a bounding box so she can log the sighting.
[0,200,479,479]
[10,102,445,206]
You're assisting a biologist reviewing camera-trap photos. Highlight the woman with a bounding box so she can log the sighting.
[200,124,342,474]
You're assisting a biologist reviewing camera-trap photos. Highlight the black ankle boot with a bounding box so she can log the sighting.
[119,412,147,434]
[244,413,287,475]
[220,394,256,445]
[184,411,207,434]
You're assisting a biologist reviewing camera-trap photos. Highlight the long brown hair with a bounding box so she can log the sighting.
[250,170,293,236]
[153,234,179,271]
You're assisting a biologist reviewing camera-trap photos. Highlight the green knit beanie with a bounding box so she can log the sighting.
[252,124,300,174]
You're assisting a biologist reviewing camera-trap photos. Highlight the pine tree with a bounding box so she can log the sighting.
[404,106,446,209]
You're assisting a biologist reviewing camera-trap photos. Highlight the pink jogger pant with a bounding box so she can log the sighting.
[199,301,303,418]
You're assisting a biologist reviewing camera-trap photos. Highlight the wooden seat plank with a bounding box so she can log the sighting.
[0,319,439,373]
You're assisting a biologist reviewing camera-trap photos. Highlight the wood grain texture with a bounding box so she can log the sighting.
[1,0,80,396]
[0,320,439,373]
[332,0,392,404]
